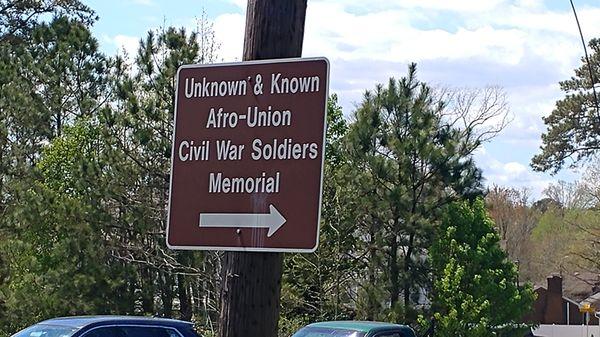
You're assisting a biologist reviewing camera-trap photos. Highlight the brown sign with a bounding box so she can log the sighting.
[166,58,329,252]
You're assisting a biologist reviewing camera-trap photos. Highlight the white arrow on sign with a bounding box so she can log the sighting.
[199,204,287,237]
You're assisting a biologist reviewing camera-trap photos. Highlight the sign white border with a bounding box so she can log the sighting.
[166,57,330,253]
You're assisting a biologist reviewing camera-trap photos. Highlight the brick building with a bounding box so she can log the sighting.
[526,275,599,325]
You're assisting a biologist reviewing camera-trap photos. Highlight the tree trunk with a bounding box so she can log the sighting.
[177,252,193,320]
[177,273,192,321]
[219,2,307,337]
[403,233,415,309]
[140,267,155,314]
[191,274,201,322]
[367,218,380,320]
[159,271,174,318]
[389,232,400,309]
[389,211,401,311]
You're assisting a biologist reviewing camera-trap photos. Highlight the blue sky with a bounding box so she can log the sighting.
[85,0,600,201]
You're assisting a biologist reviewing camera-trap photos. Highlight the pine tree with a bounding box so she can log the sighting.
[105,25,221,323]
[532,38,600,173]
[345,64,484,322]
[0,2,104,332]
[0,8,224,333]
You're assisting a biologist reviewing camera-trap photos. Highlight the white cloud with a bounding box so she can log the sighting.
[309,0,508,13]
[304,1,600,76]
[398,0,506,12]
[113,35,140,58]
[214,0,597,73]
[303,3,528,65]
[474,145,488,156]
[213,13,245,61]
[225,0,246,10]
[515,0,544,9]
[131,0,156,6]
[144,0,599,198]
[504,162,528,175]
[496,83,562,148]
[486,6,600,37]
[475,149,555,198]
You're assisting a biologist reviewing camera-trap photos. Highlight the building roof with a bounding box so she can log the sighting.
[306,321,412,333]
[533,272,600,302]
[582,292,600,307]
[39,316,193,329]
[563,272,600,301]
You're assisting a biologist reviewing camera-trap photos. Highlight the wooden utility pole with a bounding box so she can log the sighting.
[218,1,307,337]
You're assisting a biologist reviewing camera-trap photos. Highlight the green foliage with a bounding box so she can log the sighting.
[531,207,567,239]
[0,0,95,44]
[0,2,527,334]
[0,119,136,333]
[278,314,311,337]
[0,3,108,332]
[324,93,348,168]
[532,38,600,173]
[527,206,600,282]
[0,4,223,333]
[0,183,134,333]
[568,210,600,274]
[37,121,101,195]
[102,24,222,325]
[343,64,484,322]
[429,199,535,337]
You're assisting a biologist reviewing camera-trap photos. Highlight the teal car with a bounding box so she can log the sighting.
[291,321,417,337]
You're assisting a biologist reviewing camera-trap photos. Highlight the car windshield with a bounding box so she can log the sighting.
[12,324,78,337]
[291,327,366,337]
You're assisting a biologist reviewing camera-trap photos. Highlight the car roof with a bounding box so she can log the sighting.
[38,316,193,329]
[306,321,413,333]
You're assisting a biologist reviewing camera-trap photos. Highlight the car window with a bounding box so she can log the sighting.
[82,327,180,337]
[373,332,407,337]
[164,329,181,337]
[81,327,123,337]
[12,324,78,337]
[119,327,177,337]
[292,327,365,337]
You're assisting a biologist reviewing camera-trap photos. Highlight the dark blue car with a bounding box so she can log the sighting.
[11,316,201,337]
